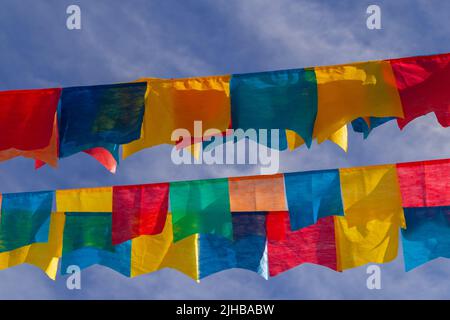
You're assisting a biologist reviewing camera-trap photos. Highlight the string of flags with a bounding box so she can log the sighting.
[0,52,448,172]
[0,158,448,280]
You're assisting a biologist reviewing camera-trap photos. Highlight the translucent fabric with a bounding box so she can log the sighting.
[2,114,59,168]
[123,76,231,158]
[266,212,337,276]
[396,159,450,207]
[228,174,287,212]
[169,178,232,242]
[112,183,169,245]
[198,212,268,279]
[58,83,146,158]
[0,191,53,252]
[284,169,344,230]
[62,212,114,254]
[0,88,61,151]
[61,242,131,277]
[335,164,405,270]
[390,53,450,128]
[56,187,112,212]
[61,210,131,276]
[401,207,450,271]
[334,214,400,270]
[131,214,198,280]
[230,69,317,148]
[0,212,65,279]
[351,117,396,139]
[339,164,406,228]
[313,61,404,144]
[285,125,348,152]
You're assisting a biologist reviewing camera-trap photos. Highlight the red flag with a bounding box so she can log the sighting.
[396,159,450,207]
[112,183,169,245]
[0,88,61,151]
[390,53,450,128]
[266,211,337,276]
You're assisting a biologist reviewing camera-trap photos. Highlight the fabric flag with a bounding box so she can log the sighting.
[61,243,131,277]
[131,213,198,280]
[58,82,146,166]
[56,187,112,212]
[83,146,119,173]
[266,212,337,276]
[0,191,53,252]
[228,174,287,212]
[62,212,114,254]
[198,212,268,279]
[335,164,405,270]
[61,211,131,276]
[3,113,59,168]
[112,183,169,245]
[390,53,450,128]
[284,169,344,230]
[339,164,406,227]
[396,159,450,208]
[123,76,231,158]
[0,88,61,152]
[169,178,232,242]
[351,117,396,139]
[285,125,348,152]
[230,69,317,148]
[313,61,404,145]
[401,206,450,271]
[0,212,65,279]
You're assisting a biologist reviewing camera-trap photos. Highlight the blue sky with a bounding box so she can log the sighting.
[0,0,449,299]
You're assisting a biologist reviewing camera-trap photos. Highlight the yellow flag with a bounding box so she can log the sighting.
[56,187,112,212]
[313,61,403,144]
[286,124,348,152]
[131,214,198,280]
[123,76,231,159]
[335,164,405,270]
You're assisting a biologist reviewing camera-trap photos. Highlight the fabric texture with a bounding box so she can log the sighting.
[284,169,344,230]
[336,164,406,270]
[62,212,114,254]
[0,212,65,279]
[351,117,396,139]
[123,76,231,158]
[390,53,450,128]
[0,191,53,252]
[228,174,287,212]
[112,183,169,245]
[0,88,61,151]
[230,69,317,147]
[339,164,406,227]
[56,187,112,212]
[401,206,450,271]
[131,214,198,280]
[396,159,450,207]
[313,61,404,144]
[199,212,268,279]
[61,210,131,277]
[169,178,232,242]
[59,82,146,158]
[266,212,337,276]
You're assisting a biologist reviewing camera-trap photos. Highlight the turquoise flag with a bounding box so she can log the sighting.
[0,191,53,252]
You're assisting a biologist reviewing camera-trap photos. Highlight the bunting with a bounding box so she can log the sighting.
[0,158,448,280]
[0,53,447,172]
